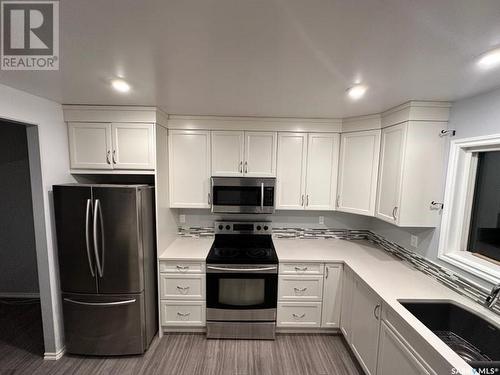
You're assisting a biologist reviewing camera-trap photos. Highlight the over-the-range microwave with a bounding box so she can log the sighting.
[211,177,275,214]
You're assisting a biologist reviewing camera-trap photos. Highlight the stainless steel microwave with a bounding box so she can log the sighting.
[211,177,276,214]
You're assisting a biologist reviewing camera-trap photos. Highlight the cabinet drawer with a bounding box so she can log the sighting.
[159,274,205,300]
[160,301,206,326]
[159,261,205,274]
[277,302,322,327]
[280,263,324,275]
[278,275,323,301]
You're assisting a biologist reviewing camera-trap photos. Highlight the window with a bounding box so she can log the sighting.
[438,134,500,283]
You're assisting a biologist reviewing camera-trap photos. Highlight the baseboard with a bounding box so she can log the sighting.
[163,327,206,333]
[276,327,340,334]
[0,292,40,299]
[44,347,65,360]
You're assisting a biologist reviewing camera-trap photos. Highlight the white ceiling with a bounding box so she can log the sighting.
[1,0,500,118]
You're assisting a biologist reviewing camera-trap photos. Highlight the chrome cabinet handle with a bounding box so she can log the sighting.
[208,193,211,205]
[244,161,248,173]
[239,161,243,173]
[176,286,190,293]
[177,312,191,317]
[336,195,340,207]
[292,313,306,319]
[294,287,307,293]
[106,150,111,164]
[176,265,189,271]
[392,206,398,220]
[295,266,308,272]
[85,199,95,277]
[93,199,104,277]
[326,266,329,279]
[373,304,381,320]
[64,298,136,307]
[306,195,309,206]
[301,195,304,207]
[112,150,116,164]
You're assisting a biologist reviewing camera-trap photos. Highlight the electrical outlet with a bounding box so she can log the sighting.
[179,214,186,224]
[319,216,324,225]
[410,235,418,248]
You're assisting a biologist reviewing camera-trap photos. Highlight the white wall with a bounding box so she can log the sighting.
[368,87,500,288]
[0,84,74,357]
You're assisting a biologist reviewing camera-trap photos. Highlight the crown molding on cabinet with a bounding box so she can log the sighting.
[381,100,451,128]
[62,105,169,127]
[341,114,382,133]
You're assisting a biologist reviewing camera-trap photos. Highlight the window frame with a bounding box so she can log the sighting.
[438,133,500,283]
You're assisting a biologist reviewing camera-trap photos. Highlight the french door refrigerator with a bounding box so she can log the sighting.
[53,184,157,356]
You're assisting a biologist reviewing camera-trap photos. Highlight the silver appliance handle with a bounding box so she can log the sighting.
[64,298,136,307]
[93,199,104,277]
[261,182,264,210]
[85,199,95,277]
[207,265,277,272]
[244,161,248,173]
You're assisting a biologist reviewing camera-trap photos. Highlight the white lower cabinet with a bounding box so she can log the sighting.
[277,302,322,327]
[278,275,323,301]
[377,321,432,375]
[321,264,343,328]
[340,267,354,340]
[160,301,205,326]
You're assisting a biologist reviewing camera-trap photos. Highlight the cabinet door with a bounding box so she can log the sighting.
[340,267,353,341]
[337,130,380,216]
[68,122,112,169]
[244,131,277,177]
[276,133,307,210]
[211,131,244,176]
[111,123,155,170]
[321,264,343,328]
[350,280,381,375]
[377,321,431,375]
[169,130,211,208]
[305,133,340,210]
[375,123,407,224]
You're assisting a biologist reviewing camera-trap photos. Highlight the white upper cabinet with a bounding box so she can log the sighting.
[276,133,308,210]
[210,131,276,177]
[69,122,113,170]
[68,122,155,171]
[337,130,380,216]
[169,130,211,208]
[111,123,155,170]
[321,264,343,328]
[305,133,340,210]
[244,132,277,177]
[211,131,244,176]
[375,121,446,227]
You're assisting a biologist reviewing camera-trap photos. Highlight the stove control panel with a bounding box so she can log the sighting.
[215,221,272,235]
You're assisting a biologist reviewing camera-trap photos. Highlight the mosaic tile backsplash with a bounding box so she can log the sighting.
[177,226,500,315]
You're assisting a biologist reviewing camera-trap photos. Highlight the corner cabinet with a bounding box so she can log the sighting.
[276,132,339,211]
[321,264,343,327]
[168,130,211,208]
[68,122,155,171]
[211,131,277,177]
[337,130,380,216]
[375,121,446,227]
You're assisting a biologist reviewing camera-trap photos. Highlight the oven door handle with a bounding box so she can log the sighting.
[207,265,277,272]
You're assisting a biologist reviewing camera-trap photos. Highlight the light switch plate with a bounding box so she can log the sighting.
[319,216,324,225]
[410,235,418,248]
[179,214,186,224]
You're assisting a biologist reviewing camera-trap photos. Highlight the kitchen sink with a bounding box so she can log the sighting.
[400,301,499,367]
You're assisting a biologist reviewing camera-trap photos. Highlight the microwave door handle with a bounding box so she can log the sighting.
[261,182,264,210]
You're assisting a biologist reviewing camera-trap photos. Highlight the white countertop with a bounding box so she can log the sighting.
[159,236,500,371]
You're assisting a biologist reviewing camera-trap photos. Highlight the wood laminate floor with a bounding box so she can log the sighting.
[0,301,363,375]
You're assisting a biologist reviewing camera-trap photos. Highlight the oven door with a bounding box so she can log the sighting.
[206,264,278,321]
[211,177,275,214]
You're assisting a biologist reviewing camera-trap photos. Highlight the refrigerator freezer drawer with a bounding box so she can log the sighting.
[62,292,149,356]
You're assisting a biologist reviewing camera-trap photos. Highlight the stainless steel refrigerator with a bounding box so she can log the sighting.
[53,184,157,356]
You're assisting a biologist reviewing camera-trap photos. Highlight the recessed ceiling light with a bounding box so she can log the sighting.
[111,79,131,93]
[347,84,367,100]
[476,48,500,70]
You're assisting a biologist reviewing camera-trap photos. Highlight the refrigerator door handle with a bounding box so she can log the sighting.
[85,199,95,277]
[93,199,104,277]
[64,298,136,307]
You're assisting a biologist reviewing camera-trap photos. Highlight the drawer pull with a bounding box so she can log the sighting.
[176,265,189,271]
[294,266,308,272]
[292,313,306,319]
[294,287,307,293]
[176,286,190,293]
[177,312,191,317]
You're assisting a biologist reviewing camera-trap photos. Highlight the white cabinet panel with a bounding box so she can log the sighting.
[160,301,205,326]
[211,131,244,176]
[277,302,322,327]
[337,130,380,216]
[112,123,155,170]
[244,131,277,177]
[159,274,205,300]
[377,321,431,375]
[350,279,381,375]
[376,123,407,224]
[321,264,342,328]
[279,263,324,275]
[278,275,324,301]
[68,122,112,169]
[169,130,211,208]
[305,133,340,210]
[159,261,205,274]
[340,267,354,340]
[276,133,308,210]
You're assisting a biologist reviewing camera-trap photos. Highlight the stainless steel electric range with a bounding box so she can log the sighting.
[206,221,278,340]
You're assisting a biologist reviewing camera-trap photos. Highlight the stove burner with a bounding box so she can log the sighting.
[214,248,239,258]
[246,248,269,258]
